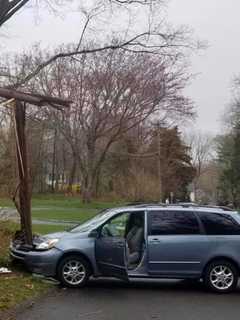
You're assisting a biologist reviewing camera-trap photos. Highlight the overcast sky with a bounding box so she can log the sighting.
[2,0,240,134]
[168,0,240,134]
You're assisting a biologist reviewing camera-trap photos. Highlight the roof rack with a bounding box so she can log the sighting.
[175,203,235,211]
[127,202,161,207]
[126,202,235,211]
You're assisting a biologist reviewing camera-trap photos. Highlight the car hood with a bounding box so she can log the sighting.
[44,231,69,239]
[38,230,89,242]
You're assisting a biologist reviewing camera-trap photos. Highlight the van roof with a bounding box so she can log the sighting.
[117,202,238,214]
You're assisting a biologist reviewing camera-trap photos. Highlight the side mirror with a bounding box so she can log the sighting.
[88,229,99,238]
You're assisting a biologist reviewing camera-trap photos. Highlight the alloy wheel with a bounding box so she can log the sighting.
[62,260,86,285]
[209,265,234,291]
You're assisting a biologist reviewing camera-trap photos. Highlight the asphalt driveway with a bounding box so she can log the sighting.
[16,279,240,320]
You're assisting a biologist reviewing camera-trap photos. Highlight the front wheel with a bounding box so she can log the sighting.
[57,255,91,288]
[204,260,238,293]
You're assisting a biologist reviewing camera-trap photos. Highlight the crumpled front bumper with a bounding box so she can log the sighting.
[10,245,62,277]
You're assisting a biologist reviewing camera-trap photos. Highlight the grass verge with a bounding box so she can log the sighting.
[0,273,50,311]
[0,222,54,312]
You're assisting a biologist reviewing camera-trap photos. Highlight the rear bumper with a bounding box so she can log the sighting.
[10,245,62,277]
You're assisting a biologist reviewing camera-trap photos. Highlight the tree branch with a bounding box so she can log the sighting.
[0,0,30,27]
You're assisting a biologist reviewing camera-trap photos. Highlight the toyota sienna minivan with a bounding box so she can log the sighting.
[10,204,240,293]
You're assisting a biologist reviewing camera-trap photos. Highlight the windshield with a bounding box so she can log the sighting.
[69,209,114,233]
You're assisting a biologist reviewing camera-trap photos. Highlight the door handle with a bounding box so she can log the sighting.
[150,238,161,243]
[115,241,125,248]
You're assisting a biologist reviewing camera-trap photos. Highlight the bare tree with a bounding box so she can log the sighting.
[0,0,30,27]
[20,44,194,202]
[0,0,201,89]
[0,0,163,27]
[0,0,201,244]
[186,131,215,201]
[0,0,164,29]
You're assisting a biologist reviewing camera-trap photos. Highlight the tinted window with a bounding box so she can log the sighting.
[148,211,200,235]
[198,212,240,235]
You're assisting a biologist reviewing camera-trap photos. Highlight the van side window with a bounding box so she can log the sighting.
[197,212,240,235]
[148,210,200,236]
[101,212,130,237]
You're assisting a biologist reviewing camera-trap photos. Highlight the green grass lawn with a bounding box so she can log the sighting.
[0,222,51,312]
[31,195,123,209]
[0,274,50,312]
[31,207,97,222]
[33,223,71,234]
[2,194,120,208]
[0,198,13,207]
[0,194,124,223]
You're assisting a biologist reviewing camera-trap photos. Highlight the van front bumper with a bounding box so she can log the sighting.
[10,245,62,277]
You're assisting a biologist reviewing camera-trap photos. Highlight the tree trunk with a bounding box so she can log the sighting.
[51,128,57,193]
[94,168,101,198]
[82,144,96,203]
[14,100,32,246]
[67,157,77,193]
[82,174,95,203]
[82,189,92,203]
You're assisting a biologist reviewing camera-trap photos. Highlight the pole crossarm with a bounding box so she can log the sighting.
[0,87,71,109]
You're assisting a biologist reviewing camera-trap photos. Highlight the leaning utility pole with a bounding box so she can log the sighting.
[0,87,71,246]
[13,100,32,245]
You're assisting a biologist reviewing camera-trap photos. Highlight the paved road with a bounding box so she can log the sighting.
[16,279,240,320]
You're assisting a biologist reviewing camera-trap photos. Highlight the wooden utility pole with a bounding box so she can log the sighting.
[13,100,32,245]
[0,87,71,246]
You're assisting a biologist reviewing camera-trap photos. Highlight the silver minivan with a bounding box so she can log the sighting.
[10,204,240,293]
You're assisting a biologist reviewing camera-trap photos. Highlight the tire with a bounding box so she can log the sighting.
[57,255,91,288]
[204,260,238,293]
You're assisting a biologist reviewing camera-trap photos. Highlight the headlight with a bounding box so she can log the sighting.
[35,239,59,251]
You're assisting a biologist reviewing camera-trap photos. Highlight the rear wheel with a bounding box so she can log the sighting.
[57,255,91,288]
[204,260,238,293]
